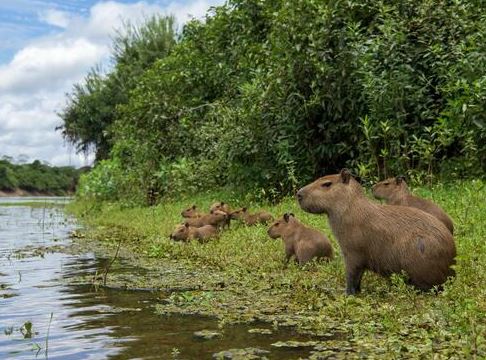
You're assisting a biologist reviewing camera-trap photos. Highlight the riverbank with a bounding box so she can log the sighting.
[68,180,486,358]
[0,189,73,197]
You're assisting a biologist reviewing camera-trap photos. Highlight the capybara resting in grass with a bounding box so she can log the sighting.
[209,202,232,228]
[170,223,217,242]
[181,205,203,218]
[184,210,228,228]
[296,169,456,295]
[267,213,333,265]
[372,176,454,234]
[210,201,231,214]
[230,207,274,225]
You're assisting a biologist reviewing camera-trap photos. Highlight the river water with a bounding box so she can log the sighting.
[0,199,313,359]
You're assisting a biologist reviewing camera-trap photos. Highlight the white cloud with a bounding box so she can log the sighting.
[39,9,72,28]
[0,0,224,167]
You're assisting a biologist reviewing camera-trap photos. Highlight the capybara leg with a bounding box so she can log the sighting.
[346,267,364,295]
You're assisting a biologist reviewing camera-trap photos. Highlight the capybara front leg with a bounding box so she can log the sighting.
[345,266,364,295]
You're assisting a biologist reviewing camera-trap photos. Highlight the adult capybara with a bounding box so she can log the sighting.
[181,205,203,218]
[209,201,231,214]
[170,223,217,242]
[184,210,228,229]
[296,169,456,295]
[267,213,333,265]
[230,207,274,225]
[372,176,454,234]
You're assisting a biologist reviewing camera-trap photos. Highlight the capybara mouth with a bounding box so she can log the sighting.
[297,199,325,214]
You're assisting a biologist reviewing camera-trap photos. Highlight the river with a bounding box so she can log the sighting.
[0,198,314,359]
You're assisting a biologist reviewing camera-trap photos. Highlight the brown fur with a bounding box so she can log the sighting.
[372,177,454,234]
[170,223,217,242]
[181,205,203,218]
[209,202,232,229]
[296,169,456,295]
[230,207,274,225]
[209,201,231,214]
[184,210,228,229]
[268,213,333,265]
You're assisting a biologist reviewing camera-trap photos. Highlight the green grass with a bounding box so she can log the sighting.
[69,180,486,358]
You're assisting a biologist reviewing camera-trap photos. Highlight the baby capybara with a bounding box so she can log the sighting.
[372,176,454,234]
[209,202,231,229]
[170,223,217,242]
[181,205,203,218]
[209,201,231,214]
[267,213,333,265]
[230,207,274,225]
[296,169,456,295]
[184,210,228,229]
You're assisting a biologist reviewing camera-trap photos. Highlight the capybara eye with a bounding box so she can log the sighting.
[321,182,332,188]
[275,223,279,226]
[384,182,390,186]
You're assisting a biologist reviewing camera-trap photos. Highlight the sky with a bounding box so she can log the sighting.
[0,0,224,167]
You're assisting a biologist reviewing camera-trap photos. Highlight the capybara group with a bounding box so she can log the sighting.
[297,169,456,295]
[372,176,454,234]
[184,210,228,229]
[268,213,333,265]
[230,207,274,225]
[170,223,218,242]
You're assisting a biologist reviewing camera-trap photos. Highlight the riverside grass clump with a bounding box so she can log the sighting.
[69,180,486,358]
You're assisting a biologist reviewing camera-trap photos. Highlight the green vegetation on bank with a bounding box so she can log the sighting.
[60,0,486,205]
[0,158,82,195]
[70,180,486,357]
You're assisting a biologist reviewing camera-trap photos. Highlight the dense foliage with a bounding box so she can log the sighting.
[0,158,81,195]
[61,0,486,204]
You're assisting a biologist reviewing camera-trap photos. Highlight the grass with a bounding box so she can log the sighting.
[68,180,486,358]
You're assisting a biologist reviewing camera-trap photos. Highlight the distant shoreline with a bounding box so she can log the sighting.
[0,189,74,197]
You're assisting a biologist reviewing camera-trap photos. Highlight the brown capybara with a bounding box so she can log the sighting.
[209,202,232,229]
[209,201,231,214]
[268,213,333,265]
[181,205,203,218]
[170,223,217,242]
[296,169,456,295]
[230,207,274,225]
[372,176,454,234]
[184,210,228,229]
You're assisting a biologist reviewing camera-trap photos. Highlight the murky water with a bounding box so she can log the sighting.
[0,200,314,359]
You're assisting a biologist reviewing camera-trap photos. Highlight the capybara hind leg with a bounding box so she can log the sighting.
[346,266,364,295]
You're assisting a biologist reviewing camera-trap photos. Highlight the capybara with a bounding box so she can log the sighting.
[209,202,232,229]
[209,201,231,214]
[184,210,228,229]
[296,169,456,295]
[170,223,217,242]
[230,207,274,225]
[267,213,333,265]
[181,205,203,218]
[372,176,454,234]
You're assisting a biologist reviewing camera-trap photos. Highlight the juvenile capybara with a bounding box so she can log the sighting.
[209,201,231,214]
[230,207,274,225]
[170,223,217,242]
[181,205,203,218]
[184,210,228,229]
[296,169,456,295]
[372,176,454,234]
[209,202,232,229]
[267,213,333,265]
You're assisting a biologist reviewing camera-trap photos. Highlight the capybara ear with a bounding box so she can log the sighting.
[184,222,189,228]
[340,168,351,184]
[192,205,196,209]
[396,175,405,184]
[283,213,290,222]
[221,202,225,206]
[242,207,247,212]
[289,213,295,217]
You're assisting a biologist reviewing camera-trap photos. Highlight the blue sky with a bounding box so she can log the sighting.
[0,0,223,167]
